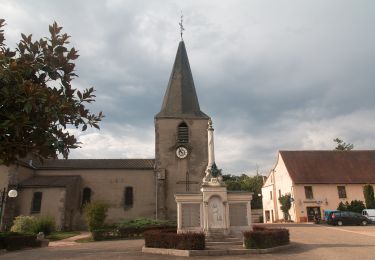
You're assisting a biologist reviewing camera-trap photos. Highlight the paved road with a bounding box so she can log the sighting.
[2,224,375,259]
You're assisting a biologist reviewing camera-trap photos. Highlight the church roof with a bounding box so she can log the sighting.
[280,150,375,184]
[156,41,209,119]
[19,175,81,188]
[31,159,155,170]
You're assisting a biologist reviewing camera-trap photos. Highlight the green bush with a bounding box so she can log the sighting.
[84,201,109,231]
[10,215,56,235]
[33,216,56,236]
[116,218,175,229]
[243,228,289,249]
[10,216,36,233]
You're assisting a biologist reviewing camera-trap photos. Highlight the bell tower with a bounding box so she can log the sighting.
[155,40,209,220]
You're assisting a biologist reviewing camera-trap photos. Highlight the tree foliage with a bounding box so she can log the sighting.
[333,138,354,151]
[0,20,103,165]
[278,194,292,221]
[222,174,264,209]
[337,200,365,213]
[363,185,375,209]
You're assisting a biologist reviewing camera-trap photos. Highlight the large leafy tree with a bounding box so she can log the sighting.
[0,20,103,165]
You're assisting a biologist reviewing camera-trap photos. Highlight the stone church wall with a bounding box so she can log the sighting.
[35,169,156,227]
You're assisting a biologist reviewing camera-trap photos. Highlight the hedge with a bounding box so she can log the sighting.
[144,228,205,250]
[243,228,289,249]
[0,232,41,251]
[92,225,176,241]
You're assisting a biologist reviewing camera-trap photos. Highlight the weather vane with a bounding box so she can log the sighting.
[179,11,185,40]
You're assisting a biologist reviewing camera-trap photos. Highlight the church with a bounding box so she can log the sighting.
[0,40,211,230]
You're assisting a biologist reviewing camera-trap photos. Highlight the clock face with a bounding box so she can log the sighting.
[176,146,188,159]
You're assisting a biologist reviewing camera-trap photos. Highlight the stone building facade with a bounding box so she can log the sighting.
[0,40,210,230]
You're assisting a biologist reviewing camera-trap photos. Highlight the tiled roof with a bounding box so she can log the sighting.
[32,159,155,170]
[280,150,375,184]
[19,175,81,188]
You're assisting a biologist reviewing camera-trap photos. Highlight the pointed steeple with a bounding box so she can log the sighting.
[156,41,209,118]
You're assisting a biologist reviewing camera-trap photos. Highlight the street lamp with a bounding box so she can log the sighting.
[7,189,18,198]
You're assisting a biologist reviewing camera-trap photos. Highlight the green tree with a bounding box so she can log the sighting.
[363,185,375,209]
[333,138,354,151]
[278,194,292,221]
[222,174,264,209]
[0,20,103,165]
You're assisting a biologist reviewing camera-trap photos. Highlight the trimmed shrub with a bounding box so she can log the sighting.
[252,225,267,231]
[116,218,175,229]
[83,201,109,231]
[144,229,205,250]
[0,232,40,251]
[243,228,289,249]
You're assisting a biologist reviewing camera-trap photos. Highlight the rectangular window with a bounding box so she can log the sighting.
[337,186,347,198]
[278,189,281,198]
[270,191,273,200]
[31,192,42,213]
[304,186,314,199]
[124,186,133,208]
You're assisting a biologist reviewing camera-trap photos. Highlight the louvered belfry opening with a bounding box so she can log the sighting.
[178,122,189,143]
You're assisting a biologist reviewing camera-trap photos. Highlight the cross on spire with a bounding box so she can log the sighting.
[179,11,185,40]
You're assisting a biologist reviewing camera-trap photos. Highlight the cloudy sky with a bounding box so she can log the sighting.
[2,0,375,175]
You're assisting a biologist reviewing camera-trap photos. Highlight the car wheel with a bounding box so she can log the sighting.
[337,220,343,226]
[361,220,368,226]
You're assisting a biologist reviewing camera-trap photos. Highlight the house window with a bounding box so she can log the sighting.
[81,187,91,207]
[279,189,281,198]
[337,186,347,199]
[177,122,189,143]
[31,192,42,213]
[304,186,314,199]
[270,191,273,200]
[124,186,133,208]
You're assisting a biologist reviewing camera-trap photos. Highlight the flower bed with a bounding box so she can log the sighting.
[243,227,289,249]
[144,228,205,250]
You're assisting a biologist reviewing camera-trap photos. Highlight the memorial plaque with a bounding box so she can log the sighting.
[182,203,201,227]
[229,203,247,226]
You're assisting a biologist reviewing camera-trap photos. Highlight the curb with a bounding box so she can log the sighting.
[142,242,295,257]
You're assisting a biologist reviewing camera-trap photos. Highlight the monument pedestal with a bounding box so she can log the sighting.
[174,120,253,238]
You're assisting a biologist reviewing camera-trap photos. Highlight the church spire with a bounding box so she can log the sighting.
[156,41,208,118]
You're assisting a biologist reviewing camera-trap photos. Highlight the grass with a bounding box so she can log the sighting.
[46,231,80,241]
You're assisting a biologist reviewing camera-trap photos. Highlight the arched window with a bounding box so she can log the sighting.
[177,122,189,143]
[81,187,91,207]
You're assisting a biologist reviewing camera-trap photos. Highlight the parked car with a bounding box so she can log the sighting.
[362,209,375,222]
[327,211,371,226]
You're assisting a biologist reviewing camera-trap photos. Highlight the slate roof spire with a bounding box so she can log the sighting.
[156,41,209,118]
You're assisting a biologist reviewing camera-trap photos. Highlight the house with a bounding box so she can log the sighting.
[262,150,375,223]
